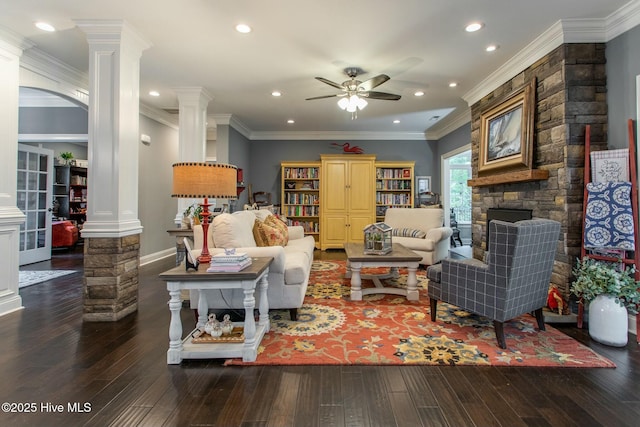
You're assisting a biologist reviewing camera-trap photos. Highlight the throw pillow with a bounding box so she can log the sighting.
[253,219,287,247]
[392,227,426,238]
[265,214,289,245]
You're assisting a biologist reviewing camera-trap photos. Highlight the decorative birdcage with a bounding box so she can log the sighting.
[364,222,393,255]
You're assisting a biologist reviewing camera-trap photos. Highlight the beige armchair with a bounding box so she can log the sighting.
[383,208,452,265]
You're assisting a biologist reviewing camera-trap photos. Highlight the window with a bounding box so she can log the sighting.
[446,149,471,224]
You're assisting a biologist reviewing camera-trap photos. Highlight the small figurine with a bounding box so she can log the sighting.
[547,285,567,315]
[204,313,219,335]
[221,314,234,335]
[210,323,223,338]
[331,142,364,154]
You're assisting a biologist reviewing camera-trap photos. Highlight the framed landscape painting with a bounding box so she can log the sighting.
[479,79,536,174]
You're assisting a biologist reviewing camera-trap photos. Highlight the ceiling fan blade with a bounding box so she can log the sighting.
[361,91,401,101]
[305,94,340,100]
[359,74,390,91]
[315,77,345,89]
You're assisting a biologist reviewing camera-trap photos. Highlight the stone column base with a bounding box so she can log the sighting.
[83,235,140,322]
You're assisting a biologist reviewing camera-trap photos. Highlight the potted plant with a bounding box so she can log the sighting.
[570,257,639,346]
[182,203,203,229]
[59,151,74,165]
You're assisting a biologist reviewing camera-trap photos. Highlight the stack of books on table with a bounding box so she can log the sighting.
[206,252,252,272]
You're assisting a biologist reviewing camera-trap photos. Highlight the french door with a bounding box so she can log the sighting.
[17,144,54,265]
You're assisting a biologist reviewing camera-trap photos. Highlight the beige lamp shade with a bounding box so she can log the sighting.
[171,163,238,199]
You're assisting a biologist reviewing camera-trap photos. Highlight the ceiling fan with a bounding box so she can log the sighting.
[306,67,401,118]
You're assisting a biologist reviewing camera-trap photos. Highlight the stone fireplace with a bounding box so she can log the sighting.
[469,43,608,298]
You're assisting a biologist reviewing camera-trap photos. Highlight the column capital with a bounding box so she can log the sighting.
[74,19,152,54]
[173,87,214,108]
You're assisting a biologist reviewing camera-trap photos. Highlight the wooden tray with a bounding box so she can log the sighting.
[192,327,245,343]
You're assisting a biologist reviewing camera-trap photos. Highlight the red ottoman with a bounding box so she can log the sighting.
[52,220,79,248]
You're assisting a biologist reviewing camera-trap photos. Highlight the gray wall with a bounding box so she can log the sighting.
[229,127,251,207]
[434,122,472,193]
[606,25,640,148]
[138,115,179,258]
[19,107,88,134]
[248,140,437,205]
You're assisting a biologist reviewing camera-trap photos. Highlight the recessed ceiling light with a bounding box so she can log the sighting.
[287,119,295,124]
[414,91,425,97]
[272,91,282,97]
[465,22,483,32]
[449,82,458,88]
[235,24,252,33]
[149,91,160,97]
[486,44,498,52]
[35,22,56,32]
[393,120,400,124]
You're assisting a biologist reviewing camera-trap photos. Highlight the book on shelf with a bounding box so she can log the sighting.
[207,257,252,272]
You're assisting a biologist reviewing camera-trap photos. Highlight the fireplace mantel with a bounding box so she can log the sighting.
[467,169,549,187]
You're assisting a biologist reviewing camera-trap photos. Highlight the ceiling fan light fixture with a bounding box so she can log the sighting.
[337,97,349,110]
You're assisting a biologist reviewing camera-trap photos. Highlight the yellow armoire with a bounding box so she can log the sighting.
[320,154,376,249]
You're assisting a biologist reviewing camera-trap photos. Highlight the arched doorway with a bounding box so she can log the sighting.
[17,87,88,267]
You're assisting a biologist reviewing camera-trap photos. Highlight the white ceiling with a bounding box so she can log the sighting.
[1,0,635,140]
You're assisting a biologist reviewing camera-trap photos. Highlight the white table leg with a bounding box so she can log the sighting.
[242,285,258,362]
[197,291,208,328]
[350,262,363,301]
[257,272,270,332]
[406,263,419,301]
[167,287,183,364]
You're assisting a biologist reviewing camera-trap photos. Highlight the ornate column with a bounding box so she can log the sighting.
[0,29,31,316]
[172,87,212,225]
[75,19,151,321]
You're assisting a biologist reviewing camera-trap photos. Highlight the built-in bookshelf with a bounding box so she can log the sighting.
[281,162,321,247]
[375,161,415,221]
[54,165,88,224]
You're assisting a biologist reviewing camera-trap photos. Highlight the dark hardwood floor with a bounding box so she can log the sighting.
[1,248,639,427]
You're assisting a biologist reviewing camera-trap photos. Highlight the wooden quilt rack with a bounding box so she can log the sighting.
[579,119,640,342]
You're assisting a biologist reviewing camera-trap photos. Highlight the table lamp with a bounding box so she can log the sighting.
[172,162,238,263]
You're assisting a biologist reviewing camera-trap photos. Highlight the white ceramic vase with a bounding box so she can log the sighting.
[588,294,628,347]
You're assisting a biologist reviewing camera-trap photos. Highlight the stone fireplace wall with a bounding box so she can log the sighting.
[469,44,607,297]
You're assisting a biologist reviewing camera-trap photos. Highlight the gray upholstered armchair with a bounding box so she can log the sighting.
[427,219,561,349]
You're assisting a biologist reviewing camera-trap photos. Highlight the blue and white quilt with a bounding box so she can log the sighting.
[584,181,635,250]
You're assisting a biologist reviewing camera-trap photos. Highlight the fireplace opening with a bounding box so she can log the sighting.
[486,208,533,252]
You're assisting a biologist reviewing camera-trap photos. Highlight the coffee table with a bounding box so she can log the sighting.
[159,257,272,364]
[344,242,422,301]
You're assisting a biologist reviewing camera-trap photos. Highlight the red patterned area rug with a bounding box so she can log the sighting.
[226,260,615,367]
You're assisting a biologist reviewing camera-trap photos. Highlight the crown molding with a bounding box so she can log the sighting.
[20,48,89,104]
[0,25,35,54]
[139,103,178,129]
[248,130,427,141]
[463,21,565,107]
[606,0,640,41]
[425,108,471,140]
[208,114,253,139]
[463,1,640,108]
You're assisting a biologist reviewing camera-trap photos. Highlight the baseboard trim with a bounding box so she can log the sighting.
[139,247,175,266]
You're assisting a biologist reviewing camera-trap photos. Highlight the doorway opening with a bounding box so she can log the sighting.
[441,146,472,246]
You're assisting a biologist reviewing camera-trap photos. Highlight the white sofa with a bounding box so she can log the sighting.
[383,208,452,266]
[190,210,316,320]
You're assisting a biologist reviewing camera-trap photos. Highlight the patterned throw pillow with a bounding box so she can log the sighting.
[252,219,287,247]
[265,215,289,245]
[392,227,426,238]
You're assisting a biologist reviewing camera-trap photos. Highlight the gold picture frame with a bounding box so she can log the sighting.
[478,79,536,174]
